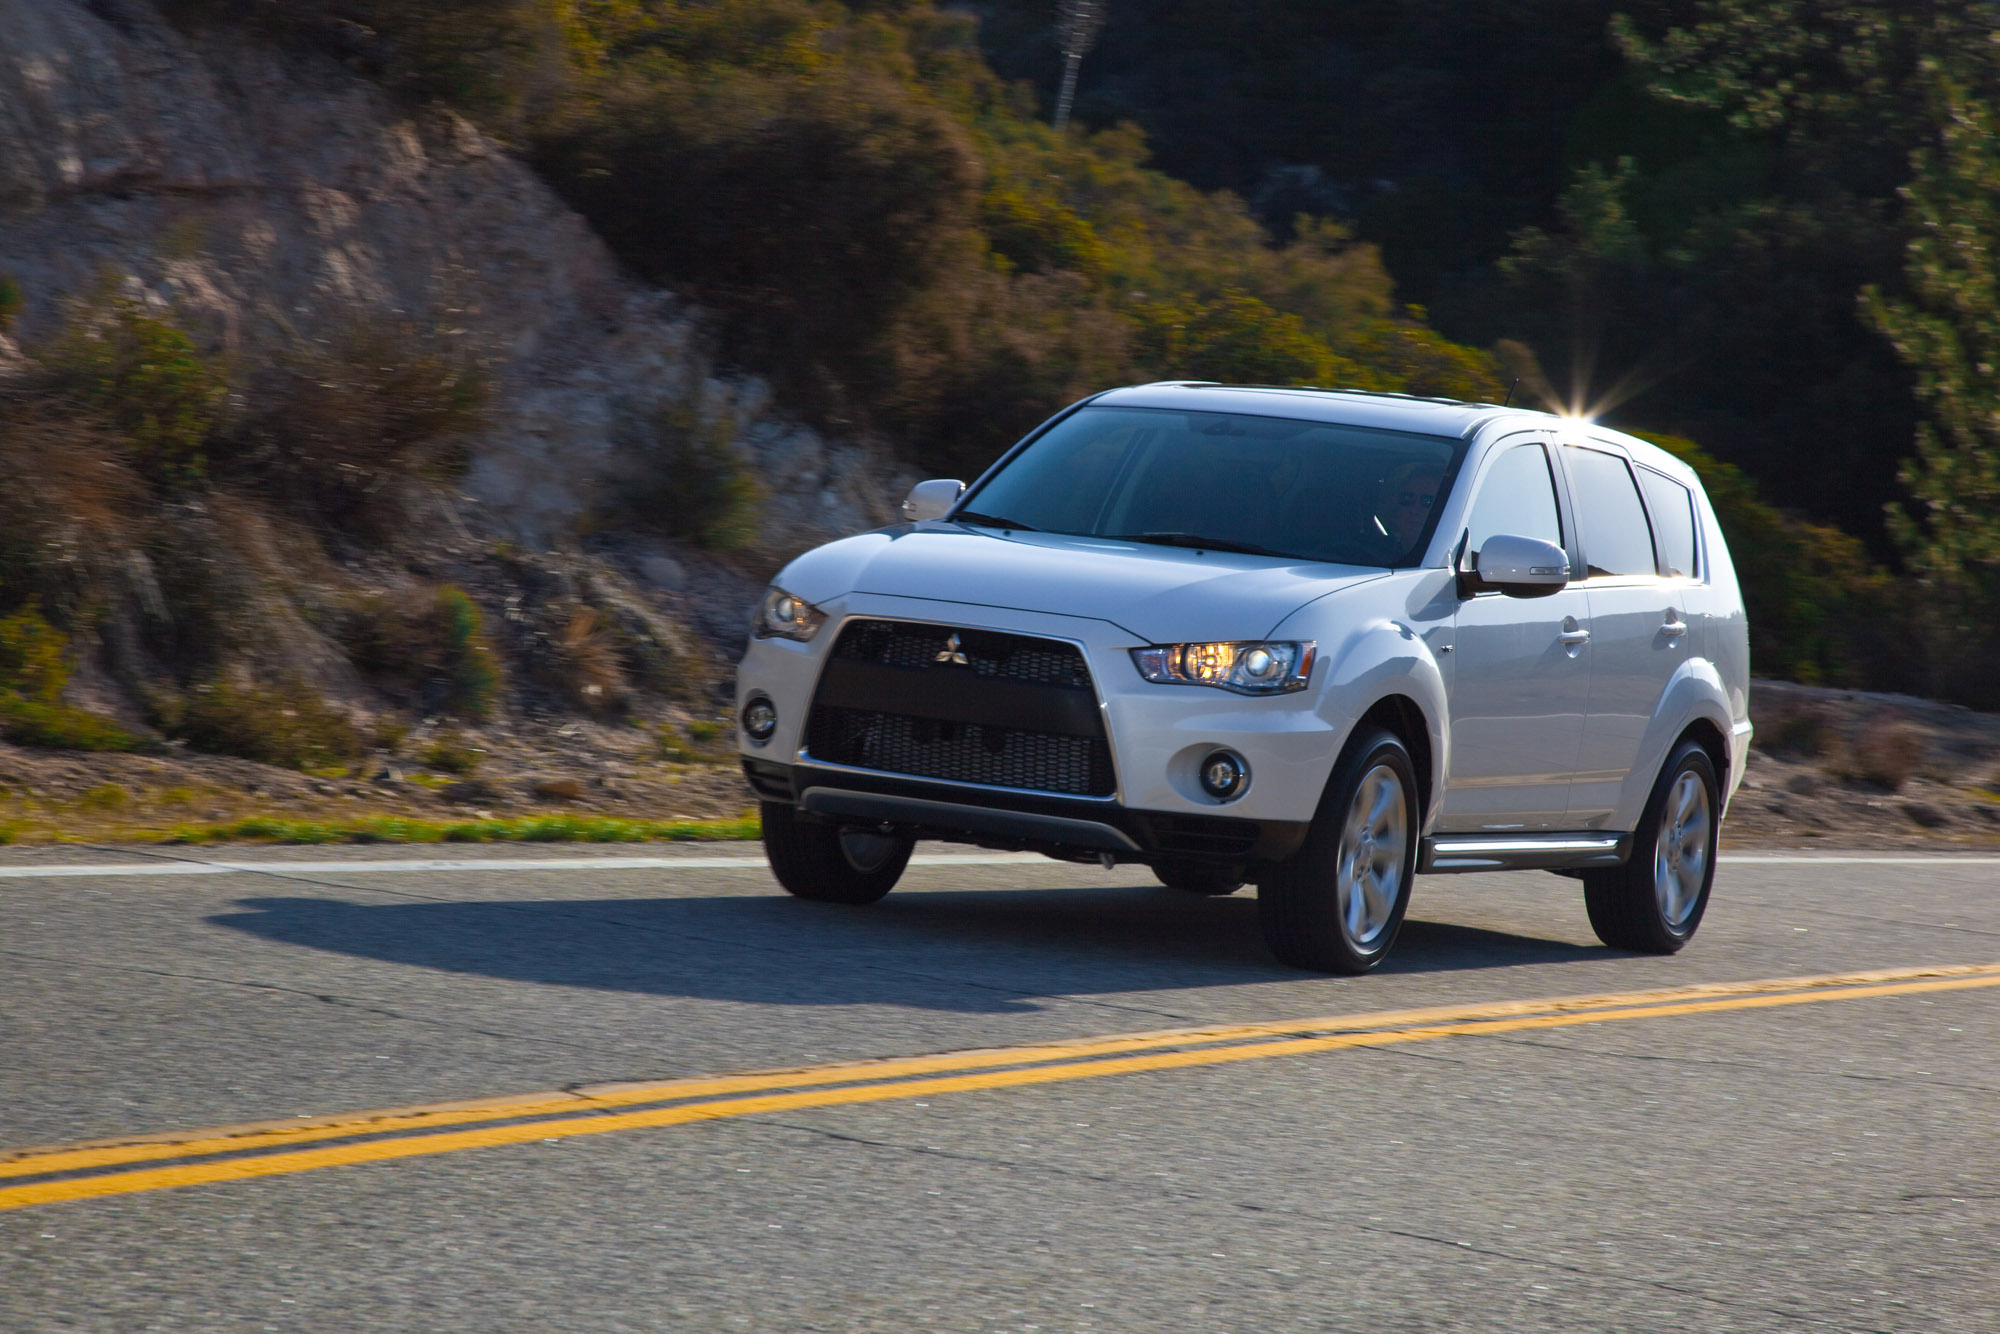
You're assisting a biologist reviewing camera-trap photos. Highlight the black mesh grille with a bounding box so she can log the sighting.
[832,620,1092,688]
[807,706,1115,797]
[808,621,1114,797]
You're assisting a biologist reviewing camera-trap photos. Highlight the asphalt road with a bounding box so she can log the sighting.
[2,842,1997,1332]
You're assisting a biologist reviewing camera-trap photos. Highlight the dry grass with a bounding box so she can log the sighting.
[170,813,762,845]
[233,315,489,539]
[551,606,628,713]
[1839,715,1927,792]
[0,395,146,623]
[1754,694,1843,759]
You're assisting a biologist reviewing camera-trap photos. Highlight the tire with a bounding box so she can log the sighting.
[1257,728,1418,973]
[760,801,914,904]
[1153,862,1245,895]
[1583,740,1719,952]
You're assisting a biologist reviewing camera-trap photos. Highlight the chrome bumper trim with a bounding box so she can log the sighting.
[798,787,1141,853]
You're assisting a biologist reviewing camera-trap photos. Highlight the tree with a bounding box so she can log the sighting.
[1865,73,2000,704]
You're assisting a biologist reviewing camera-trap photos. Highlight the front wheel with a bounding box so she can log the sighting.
[1257,728,1418,973]
[1582,740,1719,952]
[761,801,914,904]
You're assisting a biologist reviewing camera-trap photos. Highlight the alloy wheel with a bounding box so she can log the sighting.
[1653,770,1711,930]
[1337,763,1409,949]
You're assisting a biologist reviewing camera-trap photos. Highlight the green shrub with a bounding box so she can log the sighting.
[614,401,763,550]
[0,605,147,752]
[0,604,71,704]
[344,585,502,719]
[436,587,502,719]
[165,679,364,770]
[421,729,484,775]
[537,52,985,429]
[48,298,225,494]
[983,183,1109,279]
[0,696,148,752]
[232,316,489,537]
[1132,289,1358,388]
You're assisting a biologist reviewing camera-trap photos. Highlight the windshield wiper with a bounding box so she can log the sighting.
[953,510,1039,531]
[1108,531,1295,558]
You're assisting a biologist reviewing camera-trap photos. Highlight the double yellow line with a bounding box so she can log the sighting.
[6,961,1998,1212]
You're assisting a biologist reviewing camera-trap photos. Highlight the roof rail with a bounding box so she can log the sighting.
[1165,382,1510,410]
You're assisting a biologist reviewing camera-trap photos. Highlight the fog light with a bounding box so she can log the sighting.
[1198,749,1249,801]
[742,697,778,742]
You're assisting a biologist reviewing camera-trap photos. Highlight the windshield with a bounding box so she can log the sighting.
[958,406,1467,568]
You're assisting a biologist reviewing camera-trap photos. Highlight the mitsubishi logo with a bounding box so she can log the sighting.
[935,633,970,666]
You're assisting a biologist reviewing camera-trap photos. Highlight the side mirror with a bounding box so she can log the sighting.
[902,478,964,522]
[1467,533,1570,598]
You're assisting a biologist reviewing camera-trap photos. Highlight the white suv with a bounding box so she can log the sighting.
[735,384,1751,972]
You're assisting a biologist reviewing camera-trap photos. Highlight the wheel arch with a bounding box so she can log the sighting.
[1611,659,1736,830]
[1679,715,1730,793]
[1354,693,1436,824]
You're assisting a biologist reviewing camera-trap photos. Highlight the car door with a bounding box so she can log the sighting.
[1441,434,1591,831]
[1560,442,1692,823]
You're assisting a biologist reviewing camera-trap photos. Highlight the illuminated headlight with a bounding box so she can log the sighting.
[1130,640,1315,695]
[753,587,826,642]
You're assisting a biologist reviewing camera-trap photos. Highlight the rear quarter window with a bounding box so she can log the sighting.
[1637,468,1700,579]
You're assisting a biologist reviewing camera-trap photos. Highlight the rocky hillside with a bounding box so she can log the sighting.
[2,0,908,551]
[0,0,921,795]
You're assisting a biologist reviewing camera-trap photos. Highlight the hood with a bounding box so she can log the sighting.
[774,525,1389,644]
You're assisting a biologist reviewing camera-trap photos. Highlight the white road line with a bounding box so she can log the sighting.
[0,852,1994,881]
[1718,855,2000,866]
[0,854,1051,880]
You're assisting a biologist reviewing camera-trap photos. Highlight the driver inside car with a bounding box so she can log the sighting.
[1376,459,1445,550]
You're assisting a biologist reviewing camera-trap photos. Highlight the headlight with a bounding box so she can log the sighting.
[1130,640,1315,695]
[753,587,827,642]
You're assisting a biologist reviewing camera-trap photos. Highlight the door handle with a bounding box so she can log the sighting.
[1660,615,1689,639]
[1557,629,1591,645]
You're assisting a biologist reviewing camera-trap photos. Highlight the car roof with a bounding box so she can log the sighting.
[1088,382,1705,489]
[1090,382,1543,438]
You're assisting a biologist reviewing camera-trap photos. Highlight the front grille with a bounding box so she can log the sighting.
[830,619,1094,688]
[805,620,1115,798]
[807,706,1115,796]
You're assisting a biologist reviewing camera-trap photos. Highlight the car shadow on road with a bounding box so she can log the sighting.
[208,883,1604,1014]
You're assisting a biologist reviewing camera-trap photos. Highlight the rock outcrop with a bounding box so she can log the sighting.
[0,0,911,552]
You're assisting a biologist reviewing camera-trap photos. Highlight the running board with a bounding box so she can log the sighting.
[1420,832,1630,874]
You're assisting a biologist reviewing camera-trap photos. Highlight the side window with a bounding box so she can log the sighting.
[1637,468,1700,579]
[1566,447,1657,579]
[1460,441,1563,571]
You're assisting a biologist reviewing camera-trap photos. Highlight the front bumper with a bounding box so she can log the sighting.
[738,594,1353,822]
[742,757,1310,868]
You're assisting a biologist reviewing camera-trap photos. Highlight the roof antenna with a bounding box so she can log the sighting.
[1502,378,1518,408]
